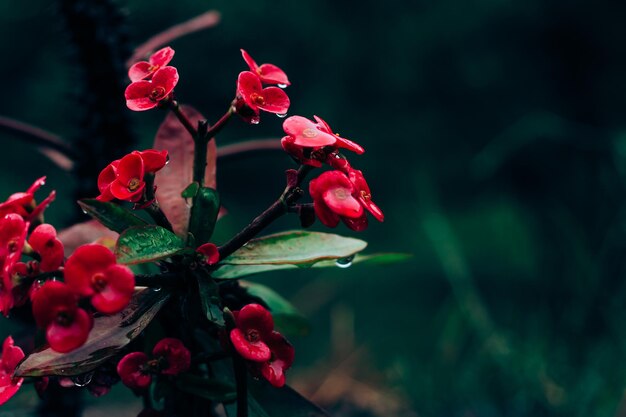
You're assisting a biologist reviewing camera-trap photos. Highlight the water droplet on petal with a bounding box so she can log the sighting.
[276,113,288,118]
[250,117,260,125]
[277,84,288,89]
[335,255,355,268]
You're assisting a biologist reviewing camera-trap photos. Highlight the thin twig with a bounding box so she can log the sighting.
[127,11,221,66]
[217,139,282,160]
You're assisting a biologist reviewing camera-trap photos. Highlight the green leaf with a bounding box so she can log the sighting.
[15,289,168,377]
[220,231,367,267]
[78,199,147,234]
[235,380,329,417]
[212,252,411,279]
[175,373,236,402]
[189,187,220,245]
[115,225,186,265]
[241,281,309,335]
[182,181,200,198]
[196,270,225,327]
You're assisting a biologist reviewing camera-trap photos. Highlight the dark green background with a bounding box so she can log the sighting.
[2,0,626,416]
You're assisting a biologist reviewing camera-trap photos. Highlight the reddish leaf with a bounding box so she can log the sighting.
[153,105,217,237]
[57,220,119,256]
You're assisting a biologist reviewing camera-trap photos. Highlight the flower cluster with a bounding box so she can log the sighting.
[125,47,179,111]
[235,50,290,124]
[281,115,384,230]
[97,149,168,202]
[117,338,191,390]
[229,304,294,387]
[0,336,25,405]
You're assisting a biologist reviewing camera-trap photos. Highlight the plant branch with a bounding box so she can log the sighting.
[217,139,282,161]
[127,10,221,66]
[218,165,313,259]
[142,174,174,231]
[205,106,234,140]
[168,100,198,138]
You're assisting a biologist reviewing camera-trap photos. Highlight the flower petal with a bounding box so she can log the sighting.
[152,66,179,96]
[258,87,290,114]
[64,244,117,297]
[229,329,271,362]
[117,352,151,390]
[150,47,175,67]
[240,49,259,72]
[128,61,153,82]
[237,303,274,336]
[90,264,135,314]
[46,307,93,353]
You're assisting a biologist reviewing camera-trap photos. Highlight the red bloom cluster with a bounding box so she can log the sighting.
[97,149,168,202]
[0,336,25,405]
[126,47,179,111]
[235,50,290,123]
[0,176,55,222]
[30,244,134,353]
[280,115,383,230]
[0,214,29,314]
[117,338,191,390]
[230,304,294,387]
[281,115,364,168]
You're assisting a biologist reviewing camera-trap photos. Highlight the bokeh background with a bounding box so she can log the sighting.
[2,0,626,416]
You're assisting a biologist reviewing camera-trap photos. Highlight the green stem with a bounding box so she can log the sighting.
[218,165,312,260]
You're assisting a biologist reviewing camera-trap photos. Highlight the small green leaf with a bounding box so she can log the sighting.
[78,199,147,234]
[241,281,309,335]
[189,187,220,245]
[116,225,186,265]
[220,231,367,266]
[182,182,200,198]
[245,380,330,417]
[196,270,225,327]
[175,373,236,402]
[212,252,411,279]
[15,289,168,377]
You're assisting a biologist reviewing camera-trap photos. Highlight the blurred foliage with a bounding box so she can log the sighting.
[2,0,626,416]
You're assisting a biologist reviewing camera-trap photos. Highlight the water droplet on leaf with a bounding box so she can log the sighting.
[153,287,162,292]
[335,255,355,268]
[72,373,93,387]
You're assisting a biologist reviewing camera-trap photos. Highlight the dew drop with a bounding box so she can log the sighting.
[81,208,88,215]
[276,113,288,118]
[277,84,288,89]
[250,117,260,125]
[335,255,355,268]
[153,287,162,292]
[72,373,93,387]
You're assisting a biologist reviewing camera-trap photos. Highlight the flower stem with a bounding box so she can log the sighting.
[218,165,312,260]
[169,100,198,138]
[233,352,248,417]
[143,174,173,231]
[205,105,234,140]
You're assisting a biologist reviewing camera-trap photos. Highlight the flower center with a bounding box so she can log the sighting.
[246,329,260,342]
[302,128,318,138]
[333,188,350,200]
[128,178,142,191]
[149,86,166,102]
[92,272,107,292]
[250,93,265,106]
[7,239,18,253]
[360,190,371,200]
[56,310,72,327]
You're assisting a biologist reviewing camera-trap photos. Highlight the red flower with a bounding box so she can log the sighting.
[125,66,179,111]
[128,47,175,82]
[97,150,168,202]
[110,153,145,202]
[96,160,119,202]
[0,214,29,315]
[31,281,93,353]
[117,352,151,390]
[230,304,274,362]
[0,177,55,221]
[309,169,383,231]
[240,49,290,86]
[152,338,191,376]
[236,71,290,123]
[0,336,25,405]
[28,224,65,272]
[259,331,294,388]
[281,115,364,167]
[196,243,219,266]
[64,244,135,314]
